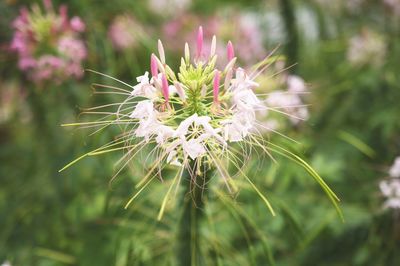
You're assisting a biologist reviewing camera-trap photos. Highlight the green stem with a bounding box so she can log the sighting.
[280,0,299,72]
[177,163,212,266]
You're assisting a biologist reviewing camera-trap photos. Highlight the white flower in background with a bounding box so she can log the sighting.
[287,75,306,93]
[389,156,400,178]
[379,157,400,210]
[380,178,400,209]
[347,29,386,67]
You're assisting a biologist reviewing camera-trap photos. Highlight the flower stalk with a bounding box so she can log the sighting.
[177,161,212,266]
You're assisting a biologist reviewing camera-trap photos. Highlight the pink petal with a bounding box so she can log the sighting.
[196,26,203,59]
[161,74,169,103]
[150,54,158,77]
[227,41,235,62]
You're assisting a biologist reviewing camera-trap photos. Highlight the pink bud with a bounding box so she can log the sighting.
[213,70,220,103]
[196,26,203,59]
[161,74,169,103]
[150,54,158,78]
[227,41,235,62]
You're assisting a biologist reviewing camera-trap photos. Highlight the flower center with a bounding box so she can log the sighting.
[178,60,216,116]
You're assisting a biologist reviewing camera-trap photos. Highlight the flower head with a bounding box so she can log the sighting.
[62,26,340,220]
[10,0,87,83]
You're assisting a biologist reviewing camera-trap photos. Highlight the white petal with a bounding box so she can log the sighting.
[183,139,206,160]
[155,125,175,144]
[136,71,150,84]
[130,100,155,119]
[175,114,198,137]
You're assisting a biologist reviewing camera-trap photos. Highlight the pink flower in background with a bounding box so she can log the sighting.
[70,17,85,32]
[10,0,87,83]
[58,36,87,61]
[108,15,147,51]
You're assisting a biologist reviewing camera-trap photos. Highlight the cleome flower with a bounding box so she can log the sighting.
[61,27,341,220]
[10,0,86,83]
